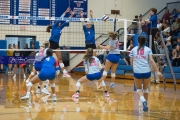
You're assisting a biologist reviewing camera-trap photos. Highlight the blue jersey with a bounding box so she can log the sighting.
[42,56,60,72]
[147,14,157,29]
[83,25,95,44]
[49,21,68,43]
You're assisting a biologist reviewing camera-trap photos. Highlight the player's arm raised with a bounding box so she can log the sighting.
[89,10,94,24]
[80,11,85,26]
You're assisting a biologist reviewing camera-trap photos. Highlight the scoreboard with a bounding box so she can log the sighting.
[0,0,88,25]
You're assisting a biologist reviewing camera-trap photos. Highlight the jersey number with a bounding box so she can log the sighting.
[46,57,50,61]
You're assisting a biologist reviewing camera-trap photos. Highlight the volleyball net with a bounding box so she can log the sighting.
[0,15,130,51]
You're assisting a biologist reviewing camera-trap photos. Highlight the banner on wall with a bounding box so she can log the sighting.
[70,0,88,18]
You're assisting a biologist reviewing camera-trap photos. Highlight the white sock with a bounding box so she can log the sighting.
[27,92,30,95]
[53,94,56,96]
[63,69,67,74]
[140,96,146,103]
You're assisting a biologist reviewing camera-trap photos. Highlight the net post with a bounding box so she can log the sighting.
[114,18,116,32]
[123,19,127,51]
[159,31,177,90]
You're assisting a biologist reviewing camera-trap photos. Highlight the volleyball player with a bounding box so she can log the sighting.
[72,48,109,98]
[13,45,26,79]
[26,42,50,95]
[80,10,96,55]
[21,49,60,101]
[97,32,120,89]
[46,7,75,77]
[129,35,162,112]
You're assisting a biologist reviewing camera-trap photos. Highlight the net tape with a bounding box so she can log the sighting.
[0,15,126,22]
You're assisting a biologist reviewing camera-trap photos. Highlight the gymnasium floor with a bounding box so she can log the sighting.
[0,73,180,120]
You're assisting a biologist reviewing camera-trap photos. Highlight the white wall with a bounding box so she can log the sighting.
[88,0,178,19]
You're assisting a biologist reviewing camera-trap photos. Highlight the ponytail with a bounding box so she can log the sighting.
[84,48,93,63]
[46,25,52,33]
[137,35,146,53]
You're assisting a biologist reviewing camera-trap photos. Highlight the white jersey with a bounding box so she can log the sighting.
[84,56,100,74]
[129,46,152,73]
[108,39,120,54]
[35,48,48,62]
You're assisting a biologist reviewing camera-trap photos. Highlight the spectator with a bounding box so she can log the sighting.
[172,45,180,67]
[178,9,180,18]
[23,44,31,74]
[177,35,180,46]
[61,45,70,69]
[131,15,139,33]
[139,14,143,22]
[7,44,13,74]
[31,43,36,49]
[165,32,172,55]
[170,8,179,24]
[13,45,26,79]
[158,42,165,61]
[157,19,162,30]
[161,9,171,22]
[127,28,133,47]
[13,44,15,49]
[162,22,170,35]
[23,44,31,57]
[124,43,133,65]
[96,49,106,64]
[141,20,148,33]
[0,64,3,73]
[171,18,180,36]
[146,8,158,54]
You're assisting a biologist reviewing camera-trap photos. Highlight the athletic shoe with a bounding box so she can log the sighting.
[105,92,110,97]
[23,74,26,79]
[72,93,79,98]
[36,88,41,94]
[20,94,30,100]
[142,101,148,112]
[109,83,115,89]
[63,73,71,77]
[42,88,51,95]
[52,95,57,102]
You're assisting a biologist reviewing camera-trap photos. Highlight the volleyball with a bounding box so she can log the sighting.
[102,15,109,21]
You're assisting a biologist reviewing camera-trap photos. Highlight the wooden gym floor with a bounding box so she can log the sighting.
[0,73,180,120]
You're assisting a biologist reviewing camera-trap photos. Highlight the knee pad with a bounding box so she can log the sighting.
[59,63,64,68]
[76,82,81,87]
[31,72,35,76]
[27,82,33,87]
[100,80,106,86]
[136,89,142,93]
[111,73,116,77]
[51,83,55,87]
[143,89,149,93]
[103,71,107,76]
